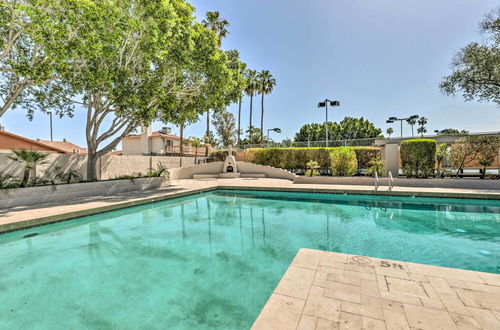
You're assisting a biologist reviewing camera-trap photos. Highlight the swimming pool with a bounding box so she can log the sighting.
[1,190,499,329]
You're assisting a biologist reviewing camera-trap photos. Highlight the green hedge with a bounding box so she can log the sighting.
[245,147,381,170]
[208,150,237,162]
[400,139,436,178]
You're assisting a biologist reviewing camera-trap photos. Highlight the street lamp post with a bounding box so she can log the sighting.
[386,115,419,138]
[317,99,340,147]
[47,111,53,141]
[267,128,281,146]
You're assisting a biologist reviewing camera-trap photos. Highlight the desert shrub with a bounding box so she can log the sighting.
[400,139,436,178]
[330,148,358,176]
[305,160,320,177]
[245,147,380,171]
[145,162,168,178]
[208,149,237,162]
[366,155,385,177]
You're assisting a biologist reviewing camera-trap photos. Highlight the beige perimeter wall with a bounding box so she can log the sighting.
[0,154,195,181]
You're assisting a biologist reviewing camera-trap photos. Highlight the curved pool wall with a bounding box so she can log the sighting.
[0,190,499,329]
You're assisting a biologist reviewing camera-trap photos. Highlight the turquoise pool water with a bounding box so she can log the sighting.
[0,190,499,329]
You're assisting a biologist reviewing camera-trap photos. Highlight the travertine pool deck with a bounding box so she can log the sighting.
[253,249,500,330]
[1,178,499,233]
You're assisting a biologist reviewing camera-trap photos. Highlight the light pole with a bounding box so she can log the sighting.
[386,115,419,138]
[317,99,340,147]
[47,111,53,141]
[267,128,281,145]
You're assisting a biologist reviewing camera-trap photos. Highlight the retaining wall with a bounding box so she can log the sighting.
[0,153,195,181]
[0,177,168,208]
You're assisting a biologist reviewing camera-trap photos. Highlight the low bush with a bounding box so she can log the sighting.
[244,147,380,172]
[400,138,436,178]
[208,149,237,162]
[330,148,358,176]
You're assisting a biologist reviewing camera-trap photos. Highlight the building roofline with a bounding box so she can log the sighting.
[0,130,68,153]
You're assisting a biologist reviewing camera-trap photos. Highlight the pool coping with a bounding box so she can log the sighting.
[1,180,500,234]
[252,249,500,330]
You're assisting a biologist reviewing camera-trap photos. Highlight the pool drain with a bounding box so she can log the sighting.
[23,233,39,239]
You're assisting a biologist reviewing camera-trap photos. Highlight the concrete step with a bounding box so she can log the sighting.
[218,173,241,179]
[241,173,266,178]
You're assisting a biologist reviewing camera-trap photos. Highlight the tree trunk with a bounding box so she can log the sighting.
[179,123,184,167]
[249,93,253,129]
[194,149,198,165]
[205,110,210,157]
[237,97,242,145]
[260,93,264,143]
[87,153,99,181]
[21,168,30,187]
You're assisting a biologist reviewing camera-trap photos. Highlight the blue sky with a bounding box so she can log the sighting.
[1,0,499,147]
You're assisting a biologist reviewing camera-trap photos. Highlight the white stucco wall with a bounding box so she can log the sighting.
[0,153,195,181]
[122,139,142,155]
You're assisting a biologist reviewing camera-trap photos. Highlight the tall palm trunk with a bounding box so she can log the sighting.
[237,97,242,145]
[205,110,210,157]
[260,93,264,143]
[179,123,184,167]
[249,93,253,129]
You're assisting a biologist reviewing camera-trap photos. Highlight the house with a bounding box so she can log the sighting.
[122,126,207,156]
[0,129,87,154]
[37,139,88,155]
[0,130,67,153]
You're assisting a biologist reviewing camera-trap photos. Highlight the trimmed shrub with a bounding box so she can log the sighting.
[400,139,436,178]
[208,150,237,162]
[330,148,358,176]
[244,147,380,171]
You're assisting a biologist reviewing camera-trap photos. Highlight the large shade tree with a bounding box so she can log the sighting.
[294,117,382,143]
[0,0,87,118]
[440,8,500,106]
[257,70,276,143]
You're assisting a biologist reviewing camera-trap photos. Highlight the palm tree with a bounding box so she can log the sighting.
[190,137,202,164]
[202,11,230,47]
[9,149,48,187]
[418,117,428,137]
[245,69,258,134]
[202,11,230,156]
[386,127,394,138]
[257,70,276,143]
[407,118,417,137]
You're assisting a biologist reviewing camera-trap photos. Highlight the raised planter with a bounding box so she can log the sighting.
[293,176,500,190]
[0,177,169,208]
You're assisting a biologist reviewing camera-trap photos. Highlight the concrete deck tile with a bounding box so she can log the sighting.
[297,315,317,330]
[362,296,405,313]
[293,248,325,270]
[303,295,341,321]
[316,318,340,330]
[252,293,304,330]
[386,277,427,298]
[274,266,316,300]
[403,304,457,329]
[454,287,500,311]
[466,307,500,330]
[323,281,362,304]
[341,300,384,320]
[339,312,362,329]
[362,316,387,330]
[383,310,410,330]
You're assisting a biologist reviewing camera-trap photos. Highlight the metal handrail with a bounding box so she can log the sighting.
[388,171,394,191]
